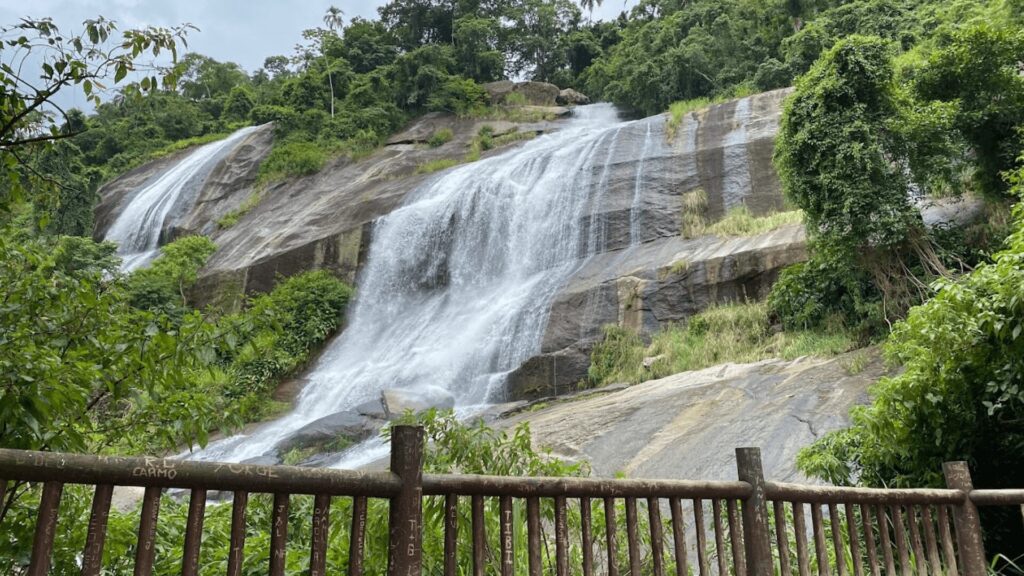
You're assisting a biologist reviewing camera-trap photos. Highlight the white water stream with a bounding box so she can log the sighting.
[105,125,261,271]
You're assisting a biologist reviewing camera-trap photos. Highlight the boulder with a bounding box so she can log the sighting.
[557,88,590,106]
[355,397,388,419]
[505,348,592,401]
[275,411,377,453]
[381,386,456,418]
[483,81,561,106]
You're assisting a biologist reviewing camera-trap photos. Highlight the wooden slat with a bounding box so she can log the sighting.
[861,502,880,576]
[727,499,745,576]
[774,500,792,576]
[920,506,941,576]
[846,503,864,576]
[81,484,114,576]
[500,496,515,576]
[794,502,811,576]
[877,506,896,576]
[444,494,458,576]
[605,497,620,576]
[581,497,594,576]
[556,496,570,576]
[906,506,926,576]
[528,498,542,576]
[472,495,485,576]
[133,486,161,576]
[350,495,367,576]
[227,491,248,576]
[625,497,641,576]
[935,507,958,576]
[310,494,330,576]
[182,488,207,576]
[649,497,665,576]
[693,499,710,576]
[811,503,830,576]
[269,493,289,576]
[670,498,689,576]
[828,503,846,576]
[27,481,63,576]
[891,506,911,576]
[712,499,728,576]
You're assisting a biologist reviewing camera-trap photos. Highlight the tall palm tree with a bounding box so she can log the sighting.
[579,0,603,20]
[323,6,344,32]
[322,6,344,117]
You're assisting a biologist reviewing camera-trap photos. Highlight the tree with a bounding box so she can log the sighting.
[914,24,1024,198]
[768,36,947,331]
[797,161,1024,558]
[322,6,345,117]
[0,17,192,216]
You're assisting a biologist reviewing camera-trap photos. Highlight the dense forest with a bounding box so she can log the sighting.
[2,0,1024,571]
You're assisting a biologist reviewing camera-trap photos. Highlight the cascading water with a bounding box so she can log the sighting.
[105,125,261,271]
[193,104,656,466]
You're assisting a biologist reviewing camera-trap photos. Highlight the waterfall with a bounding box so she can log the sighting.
[105,125,261,271]
[630,123,653,245]
[193,104,655,464]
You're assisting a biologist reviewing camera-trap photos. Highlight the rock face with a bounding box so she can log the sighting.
[93,124,275,246]
[96,88,798,398]
[506,88,796,397]
[381,387,456,418]
[503,350,887,482]
[508,224,807,399]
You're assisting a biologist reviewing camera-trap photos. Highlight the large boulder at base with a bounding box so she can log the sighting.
[557,88,590,106]
[505,348,592,400]
[274,411,377,453]
[483,81,561,106]
[382,386,456,418]
[503,350,887,482]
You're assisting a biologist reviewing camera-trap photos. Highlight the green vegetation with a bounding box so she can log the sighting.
[427,128,454,147]
[798,163,1024,558]
[683,205,803,239]
[416,158,460,174]
[587,302,856,387]
[257,140,330,183]
[217,192,263,229]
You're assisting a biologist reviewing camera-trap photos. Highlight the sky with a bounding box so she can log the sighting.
[0,0,635,85]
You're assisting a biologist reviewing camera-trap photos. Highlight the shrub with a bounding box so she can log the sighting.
[257,140,327,182]
[427,128,454,148]
[124,236,217,317]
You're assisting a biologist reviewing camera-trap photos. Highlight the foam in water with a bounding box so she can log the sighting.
[105,125,261,271]
[191,104,653,464]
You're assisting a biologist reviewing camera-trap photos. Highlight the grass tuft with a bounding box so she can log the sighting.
[416,158,459,174]
[682,202,803,239]
[587,301,858,387]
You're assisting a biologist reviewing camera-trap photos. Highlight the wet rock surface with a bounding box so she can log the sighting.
[274,410,379,453]
[503,350,887,482]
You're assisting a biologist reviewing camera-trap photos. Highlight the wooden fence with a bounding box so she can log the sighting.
[0,426,1021,576]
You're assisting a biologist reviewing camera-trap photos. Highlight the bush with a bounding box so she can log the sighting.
[257,141,328,182]
[427,128,454,148]
[124,236,217,318]
[767,250,882,335]
[216,271,352,418]
[426,76,488,115]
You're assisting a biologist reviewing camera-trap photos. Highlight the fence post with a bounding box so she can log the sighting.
[388,425,425,576]
[943,461,986,576]
[736,448,773,576]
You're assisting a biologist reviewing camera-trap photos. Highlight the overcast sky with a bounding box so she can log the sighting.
[0,0,634,77]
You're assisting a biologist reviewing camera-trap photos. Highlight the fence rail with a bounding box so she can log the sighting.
[0,426,1021,576]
